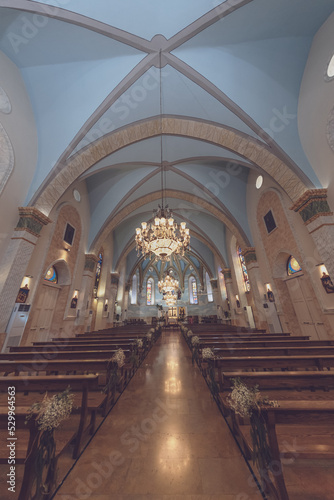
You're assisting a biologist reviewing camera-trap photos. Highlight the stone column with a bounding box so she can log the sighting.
[242,248,267,330]
[291,189,334,279]
[221,268,236,323]
[76,254,98,328]
[109,273,119,326]
[210,278,223,320]
[0,207,51,332]
[122,284,130,323]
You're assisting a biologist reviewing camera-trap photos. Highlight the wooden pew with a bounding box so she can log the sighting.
[201,345,334,357]
[230,401,334,500]
[204,354,334,375]
[0,374,100,460]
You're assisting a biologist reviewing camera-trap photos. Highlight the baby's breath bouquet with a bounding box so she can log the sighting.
[228,378,279,485]
[25,387,74,499]
[202,347,215,359]
[112,348,125,368]
[105,348,126,394]
[26,386,74,431]
[191,335,200,365]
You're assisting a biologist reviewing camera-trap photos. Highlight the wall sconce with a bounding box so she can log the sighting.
[265,283,275,302]
[93,287,97,299]
[235,294,240,308]
[64,247,71,252]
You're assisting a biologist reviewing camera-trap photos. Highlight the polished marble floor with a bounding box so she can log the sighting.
[54,329,263,500]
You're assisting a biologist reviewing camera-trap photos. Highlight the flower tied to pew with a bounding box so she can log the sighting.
[25,387,74,499]
[186,329,193,337]
[111,348,125,368]
[202,347,215,359]
[191,335,200,346]
[227,378,279,489]
[191,335,200,365]
[135,338,143,349]
[25,386,74,431]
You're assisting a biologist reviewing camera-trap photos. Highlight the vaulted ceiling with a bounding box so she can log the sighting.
[1,0,333,277]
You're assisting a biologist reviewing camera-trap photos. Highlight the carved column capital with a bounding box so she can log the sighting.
[84,254,99,271]
[290,189,333,225]
[241,247,257,265]
[14,206,52,237]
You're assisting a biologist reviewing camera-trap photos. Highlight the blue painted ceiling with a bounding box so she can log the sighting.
[1,0,333,279]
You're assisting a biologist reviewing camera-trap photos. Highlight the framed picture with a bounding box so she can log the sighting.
[16,285,29,303]
[321,273,334,294]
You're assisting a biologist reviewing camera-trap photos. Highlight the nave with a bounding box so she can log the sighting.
[54,329,262,500]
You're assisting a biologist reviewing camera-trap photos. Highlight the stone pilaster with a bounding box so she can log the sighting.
[109,273,119,325]
[291,189,334,279]
[210,278,223,320]
[241,248,267,329]
[76,254,99,327]
[221,268,236,321]
[122,283,130,322]
[0,207,51,332]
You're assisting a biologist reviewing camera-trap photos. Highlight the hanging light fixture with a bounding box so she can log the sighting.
[135,51,190,262]
[158,273,179,294]
[164,290,177,307]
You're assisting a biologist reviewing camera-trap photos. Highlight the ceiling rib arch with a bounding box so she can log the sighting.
[33,117,311,216]
[90,188,250,255]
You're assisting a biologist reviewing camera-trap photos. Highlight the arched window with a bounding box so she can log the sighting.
[206,272,213,302]
[44,266,58,284]
[237,246,250,291]
[130,274,137,305]
[287,256,302,276]
[146,277,154,305]
[189,276,198,305]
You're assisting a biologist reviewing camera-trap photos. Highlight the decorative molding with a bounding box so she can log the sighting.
[210,279,218,289]
[84,254,99,271]
[290,189,333,225]
[221,268,232,280]
[110,273,119,286]
[242,247,257,265]
[0,121,14,195]
[14,207,52,238]
[0,87,11,114]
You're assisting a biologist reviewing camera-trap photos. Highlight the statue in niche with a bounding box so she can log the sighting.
[321,272,334,294]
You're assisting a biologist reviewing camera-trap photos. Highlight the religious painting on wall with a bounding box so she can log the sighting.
[321,273,334,294]
[16,284,29,303]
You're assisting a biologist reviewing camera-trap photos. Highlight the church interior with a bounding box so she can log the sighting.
[1,1,334,499]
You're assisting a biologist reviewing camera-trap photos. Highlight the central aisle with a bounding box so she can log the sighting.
[55,329,263,499]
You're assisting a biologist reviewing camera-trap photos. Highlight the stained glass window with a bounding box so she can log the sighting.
[287,256,302,276]
[237,246,250,291]
[189,276,198,304]
[147,278,153,305]
[44,266,58,283]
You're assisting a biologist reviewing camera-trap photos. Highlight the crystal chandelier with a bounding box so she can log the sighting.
[164,290,177,307]
[158,274,179,294]
[135,51,190,262]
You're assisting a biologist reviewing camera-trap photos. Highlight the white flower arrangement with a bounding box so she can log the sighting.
[202,347,215,359]
[186,330,193,337]
[112,348,125,368]
[228,378,279,418]
[146,331,153,341]
[26,387,74,432]
[136,338,143,349]
[191,335,200,346]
